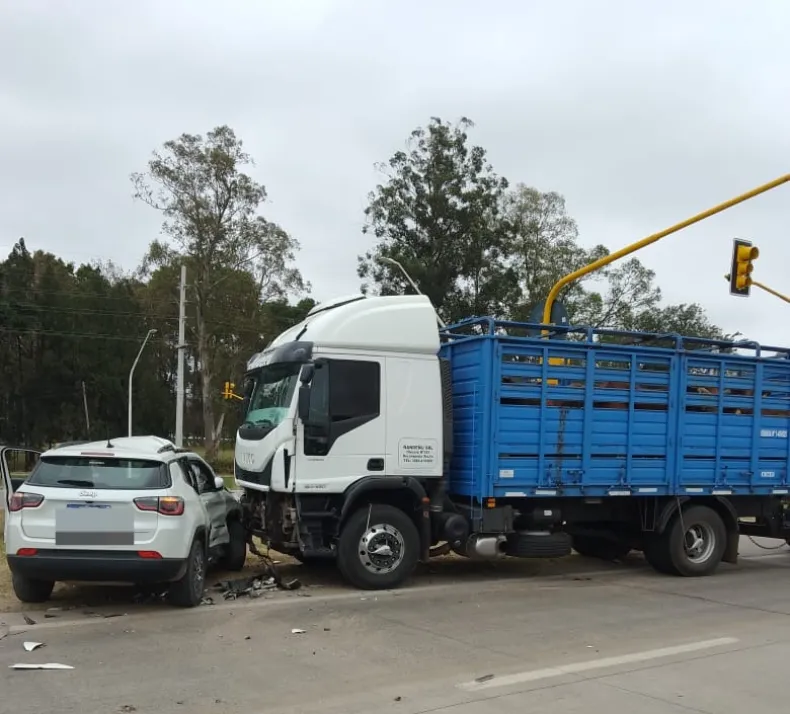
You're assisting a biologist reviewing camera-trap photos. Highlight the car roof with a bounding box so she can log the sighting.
[40,436,199,463]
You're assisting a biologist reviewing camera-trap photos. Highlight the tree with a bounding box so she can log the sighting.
[132,126,307,459]
[498,184,608,321]
[358,117,514,323]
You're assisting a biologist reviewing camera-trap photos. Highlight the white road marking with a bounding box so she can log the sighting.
[458,636,739,692]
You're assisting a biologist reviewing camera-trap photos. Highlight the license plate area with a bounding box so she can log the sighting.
[55,503,135,546]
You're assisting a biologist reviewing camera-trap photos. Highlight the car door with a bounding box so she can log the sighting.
[1,446,40,510]
[188,458,230,549]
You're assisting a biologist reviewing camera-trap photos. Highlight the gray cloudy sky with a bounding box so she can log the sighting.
[1,0,788,345]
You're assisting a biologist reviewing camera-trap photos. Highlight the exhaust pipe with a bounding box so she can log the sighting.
[465,534,508,560]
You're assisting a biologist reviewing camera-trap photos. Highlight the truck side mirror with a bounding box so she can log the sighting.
[297,384,311,422]
[300,364,315,384]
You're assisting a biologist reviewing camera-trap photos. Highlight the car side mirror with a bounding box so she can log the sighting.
[297,384,311,422]
[213,476,225,491]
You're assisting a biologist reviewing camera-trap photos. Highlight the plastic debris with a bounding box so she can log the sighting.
[291,628,306,635]
[23,642,44,652]
[9,663,74,670]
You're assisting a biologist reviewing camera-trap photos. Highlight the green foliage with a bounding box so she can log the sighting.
[0,238,312,451]
[132,126,308,459]
[359,116,722,340]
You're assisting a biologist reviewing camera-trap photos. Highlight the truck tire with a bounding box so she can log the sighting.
[11,573,55,603]
[506,531,572,559]
[219,519,247,572]
[572,535,631,561]
[168,539,207,607]
[665,505,726,577]
[642,532,678,575]
[337,504,419,590]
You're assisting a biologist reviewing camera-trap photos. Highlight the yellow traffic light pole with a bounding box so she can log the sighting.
[542,174,790,326]
[753,280,790,305]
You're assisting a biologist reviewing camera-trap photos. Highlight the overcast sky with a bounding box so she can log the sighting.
[1,0,788,346]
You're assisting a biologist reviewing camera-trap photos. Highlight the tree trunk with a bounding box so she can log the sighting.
[195,299,218,462]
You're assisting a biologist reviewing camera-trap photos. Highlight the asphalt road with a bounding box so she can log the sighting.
[1,536,790,714]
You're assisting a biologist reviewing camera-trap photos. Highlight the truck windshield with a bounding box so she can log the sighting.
[244,362,301,428]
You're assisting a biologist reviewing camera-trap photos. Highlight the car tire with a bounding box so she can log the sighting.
[168,538,207,607]
[665,505,726,577]
[220,520,247,571]
[337,504,419,591]
[11,573,55,604]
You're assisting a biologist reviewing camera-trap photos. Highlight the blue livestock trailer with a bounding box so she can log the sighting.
[439,317,790,576]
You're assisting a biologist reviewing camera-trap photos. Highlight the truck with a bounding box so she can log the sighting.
[232,292,790,590]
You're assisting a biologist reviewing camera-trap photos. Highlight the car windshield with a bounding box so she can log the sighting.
[244,362,302,428]
[26,456,169,490]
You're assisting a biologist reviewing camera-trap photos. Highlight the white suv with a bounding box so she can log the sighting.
[2,436,246,607]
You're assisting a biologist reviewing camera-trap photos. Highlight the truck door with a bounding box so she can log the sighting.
[295,357,386,492]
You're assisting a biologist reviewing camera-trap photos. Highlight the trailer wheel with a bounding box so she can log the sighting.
[665,505,726,577]
[337,504,419,590]
[572,535,631,562]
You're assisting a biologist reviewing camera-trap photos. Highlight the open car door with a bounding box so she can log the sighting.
[1,446,41,512]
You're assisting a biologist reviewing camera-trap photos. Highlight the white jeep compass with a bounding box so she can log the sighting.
[2,436,246,607]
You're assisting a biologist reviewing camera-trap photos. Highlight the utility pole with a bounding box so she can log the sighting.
[128,328,157,437]
[175,264,187,448]
[81,381,90,438]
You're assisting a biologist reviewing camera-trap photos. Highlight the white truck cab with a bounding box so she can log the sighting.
[234,294,450,589]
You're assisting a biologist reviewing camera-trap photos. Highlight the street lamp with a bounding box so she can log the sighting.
[128,329,157,437]
[378,256,446,328]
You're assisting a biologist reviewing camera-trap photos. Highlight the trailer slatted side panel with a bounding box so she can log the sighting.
[441,320,790,500]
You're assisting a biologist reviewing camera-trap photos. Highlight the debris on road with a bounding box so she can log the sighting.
[247,540,302,591]
[9,663,74,670]
[291,628,306,635]
[22,615,36,626]
[0,623,8,641]
[23,642,44,652]
[214,575,278,600]
[475,674,494,683]
[119,705,137,712]
[200,596,215,607]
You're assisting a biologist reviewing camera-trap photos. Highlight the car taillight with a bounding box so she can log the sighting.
[133,496,185,516]
[137,550,162,559]
[16,548,38,557]
[8,492,45,512]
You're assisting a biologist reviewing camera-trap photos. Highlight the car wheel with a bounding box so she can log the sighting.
[666,505,726,577]
[11,573,55,604]
[168,539,207,607]
[220,520,247,571]
[337,504,419,591]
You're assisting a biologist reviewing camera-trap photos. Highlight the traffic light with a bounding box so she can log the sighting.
[728,238,759,297]
[222,381,235,399]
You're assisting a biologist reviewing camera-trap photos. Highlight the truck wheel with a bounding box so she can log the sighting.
[169,539,207,607]
[642,532,678,575]
[11,573,55,603]
[220,520,247,572]
[666,506,726,577]
[572,535,631,561]
[337,504,419,590]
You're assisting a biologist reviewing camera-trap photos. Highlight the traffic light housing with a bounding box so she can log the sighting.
[729,238,759,297]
